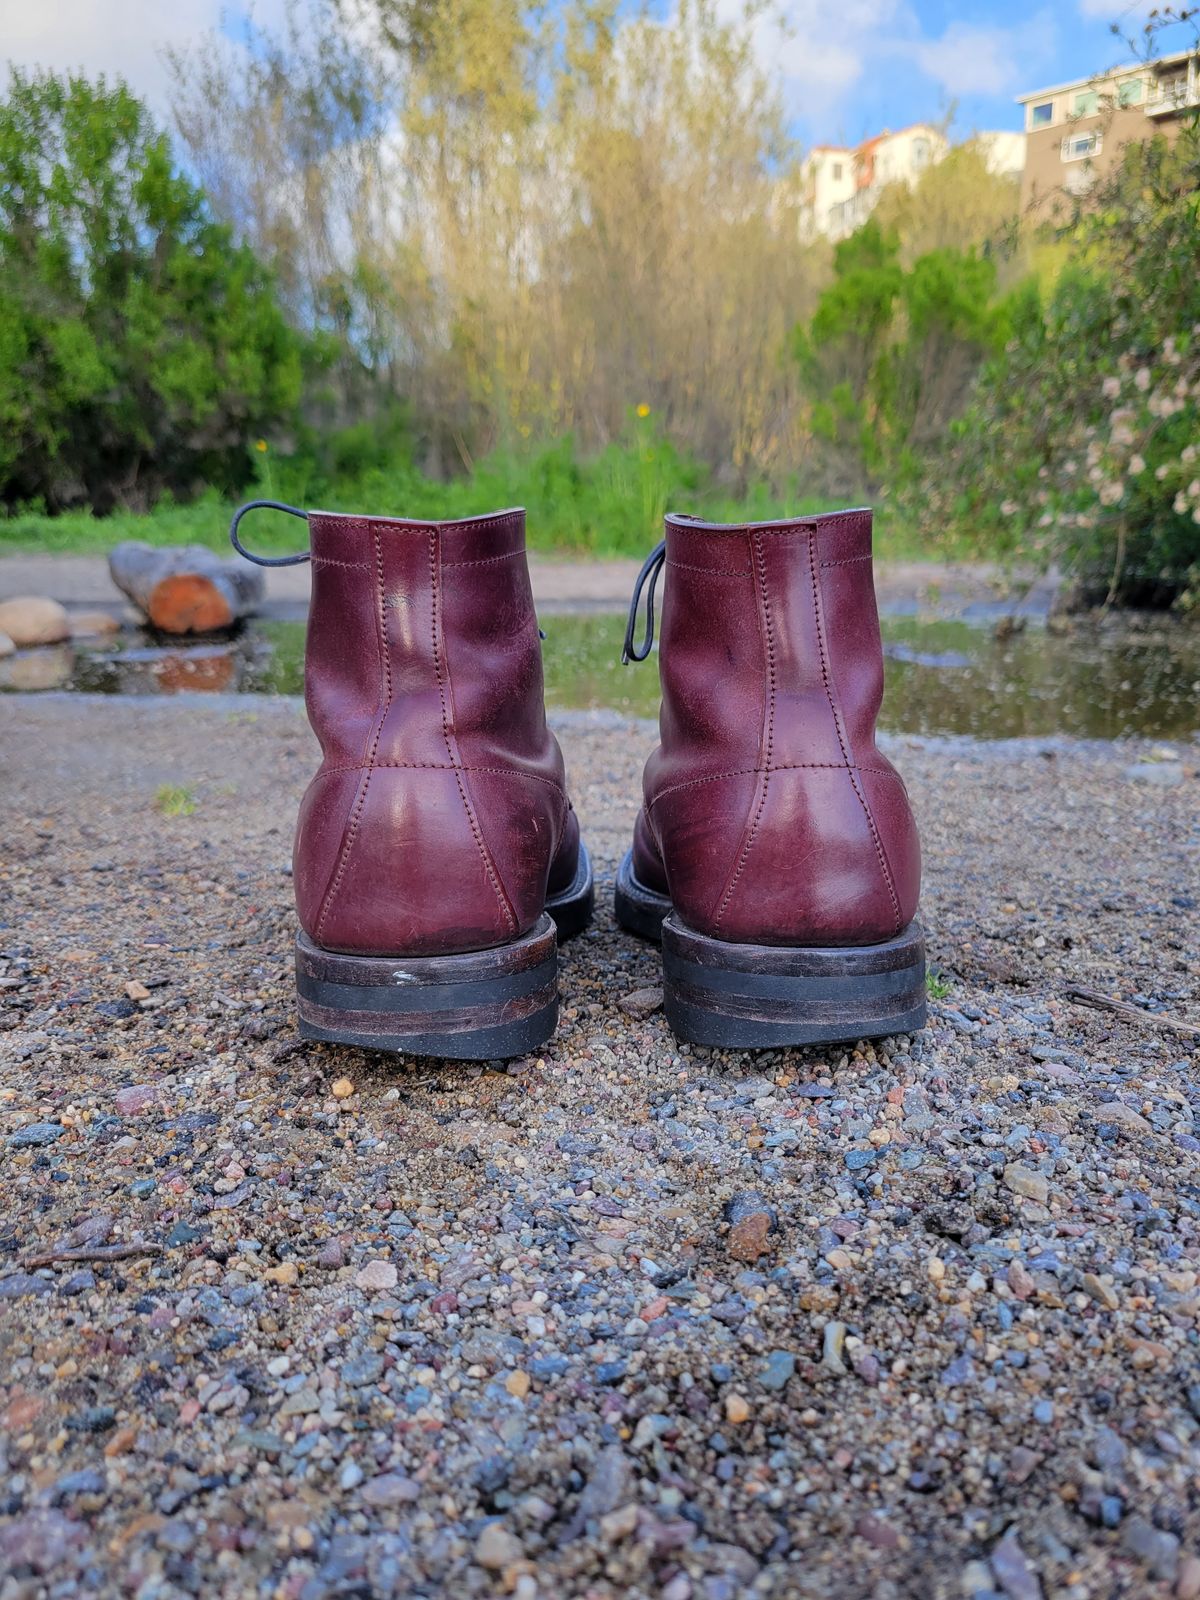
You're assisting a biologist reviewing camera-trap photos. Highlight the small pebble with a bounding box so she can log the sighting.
[724,1393,751,1425]
[355,1259,398,1292]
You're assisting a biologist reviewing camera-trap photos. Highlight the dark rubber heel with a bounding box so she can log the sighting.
[546,842,595,942]
[295,913,558,1060]
[614,849,672,942]
[662,915,927,1049]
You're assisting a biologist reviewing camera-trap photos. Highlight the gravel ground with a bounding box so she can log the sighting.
[1,695,1198,1600]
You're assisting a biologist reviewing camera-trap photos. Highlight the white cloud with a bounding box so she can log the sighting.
[908,13,1059,99]
[714,0,1059,137]
[718,0,911,129]
[0,0,287,113]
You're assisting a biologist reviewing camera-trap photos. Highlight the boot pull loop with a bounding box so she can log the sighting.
[622,539,666,664]
[229,500,312,567]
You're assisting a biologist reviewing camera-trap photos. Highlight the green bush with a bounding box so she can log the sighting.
[0,70,305,513]
[792,222,1009,483]
[925,123,1200,607]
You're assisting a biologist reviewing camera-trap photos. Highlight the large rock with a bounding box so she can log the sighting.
[0,597,70,647]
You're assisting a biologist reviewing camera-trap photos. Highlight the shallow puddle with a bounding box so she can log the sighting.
[2,611,1198,742]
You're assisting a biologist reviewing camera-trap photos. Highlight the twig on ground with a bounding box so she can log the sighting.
[20,1242,163,1269]
[1066,985,1200,1037]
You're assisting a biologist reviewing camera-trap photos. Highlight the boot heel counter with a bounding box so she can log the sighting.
[294,766,519,957]
[648,770,763,936]
[675,765,919,947]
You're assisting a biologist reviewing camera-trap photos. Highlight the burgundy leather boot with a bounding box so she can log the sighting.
[231,500,593,1059]
[615,508,924,1048]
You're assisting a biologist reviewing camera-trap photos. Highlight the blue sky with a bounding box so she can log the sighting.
[744,0,1191,146]
[2,0,1192,149]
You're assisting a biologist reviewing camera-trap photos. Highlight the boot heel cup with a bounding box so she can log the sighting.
[295,914,559,1060]
[661,915,927,1049]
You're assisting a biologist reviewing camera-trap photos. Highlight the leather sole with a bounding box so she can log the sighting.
[296,845,595,1060]
[615,851,926,1048]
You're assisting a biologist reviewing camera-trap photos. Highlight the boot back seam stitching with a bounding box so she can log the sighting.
[808,536,902,934]
[430,531,518,938]
[712,531,775,936]
[314,527,392,942]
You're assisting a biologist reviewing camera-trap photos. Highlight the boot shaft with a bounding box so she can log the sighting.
[639,508,921,947]
[304,507,552,775]
[294,506,577,957]
[657,508,885,775]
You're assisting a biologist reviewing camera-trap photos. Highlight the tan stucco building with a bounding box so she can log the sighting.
[1016,50,1199,215]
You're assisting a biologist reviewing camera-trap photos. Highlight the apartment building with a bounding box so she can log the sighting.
[1016,48,1200,213]
[798,124,1024,241]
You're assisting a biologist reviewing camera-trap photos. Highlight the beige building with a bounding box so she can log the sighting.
[1016,49,1199,214]
[799,124,1024,241]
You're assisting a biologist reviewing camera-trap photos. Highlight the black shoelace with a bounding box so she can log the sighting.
[229,499,311,566]
[621,539,666,664]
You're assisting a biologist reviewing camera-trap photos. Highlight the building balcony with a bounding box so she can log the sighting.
[1146,63,1199,116]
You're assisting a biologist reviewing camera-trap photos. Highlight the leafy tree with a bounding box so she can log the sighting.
[926,122,1200,606]
[871,141,1020,263]
[793,222,1007,481]
[0,70,303,512]
[169,0,821,481]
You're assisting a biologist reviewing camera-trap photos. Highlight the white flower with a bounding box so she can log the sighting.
[1135,366,1151,391]
[1102,375,1121,399]
[1129,455,1145,475]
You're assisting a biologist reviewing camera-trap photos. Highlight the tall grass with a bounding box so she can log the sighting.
[0,433,946,560]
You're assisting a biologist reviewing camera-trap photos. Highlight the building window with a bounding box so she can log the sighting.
[1157,74,1190,107]
[1031,101,1054,127]
[1118,78,1143,106]
[831,162,843,181]
[1062,130,1102,162]
[1074,89,1099,116]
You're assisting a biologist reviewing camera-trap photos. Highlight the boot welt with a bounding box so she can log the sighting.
[662,914,927,1049]
[295,914,559,1060]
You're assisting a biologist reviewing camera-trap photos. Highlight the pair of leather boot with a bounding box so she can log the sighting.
[230,500,925,1058]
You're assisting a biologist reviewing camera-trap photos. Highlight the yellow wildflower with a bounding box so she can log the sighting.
[636,404,650,419]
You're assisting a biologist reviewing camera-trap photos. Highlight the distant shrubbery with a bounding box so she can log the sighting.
[923,123,1200,606]
[0,72,304,513]
[791,221,1011,485]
